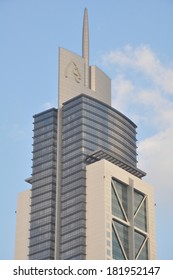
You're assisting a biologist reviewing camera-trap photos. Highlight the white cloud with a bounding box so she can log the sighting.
[138,126,173,206]
[103,45,173,94]
[42,102,54,110]
[112,75,134,111]
[102,45,173,206]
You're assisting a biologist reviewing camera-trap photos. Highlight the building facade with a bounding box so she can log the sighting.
[28,108,57,259]
[14,189,31,259]
[14,8,156,260]
[86,160,156,260]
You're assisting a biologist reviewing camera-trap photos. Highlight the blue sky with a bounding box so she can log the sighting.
[0,0,173,259]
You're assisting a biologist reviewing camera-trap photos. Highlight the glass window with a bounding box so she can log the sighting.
[135,230,148,259]
[107,249,111,256]
[113,221,129,259]
[112,179,128,217]
[134,191,144,214]
[137,241,148,260]
[112,227,125,260]
[134,198,147,232]
[112,187,126,221]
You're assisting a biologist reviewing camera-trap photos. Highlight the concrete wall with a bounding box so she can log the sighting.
[14,189,31,260]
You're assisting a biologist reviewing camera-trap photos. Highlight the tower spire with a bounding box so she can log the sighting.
[82,8,89,88]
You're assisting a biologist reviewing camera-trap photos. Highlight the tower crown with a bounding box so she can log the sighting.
[82,8,89,87]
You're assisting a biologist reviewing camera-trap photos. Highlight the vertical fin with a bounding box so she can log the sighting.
[82,8,89,88]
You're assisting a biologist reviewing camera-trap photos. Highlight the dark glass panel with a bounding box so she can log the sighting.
[112,187,126,220]
[112,227,125,260]
[135,230,146,258]
[113,221,129,258]
[112,179,128,217]
[137,240,148,260]
[134,191,144,214]
[134,199,147,232]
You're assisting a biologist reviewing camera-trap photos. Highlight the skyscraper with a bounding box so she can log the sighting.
[14,8,156,260]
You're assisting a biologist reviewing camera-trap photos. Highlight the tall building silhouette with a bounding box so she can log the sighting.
[14,8,156,260]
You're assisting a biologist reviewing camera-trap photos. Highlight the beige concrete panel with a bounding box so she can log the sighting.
[86,163,107,259]
[58,49,112,108]
[90,66,111,106]
[82,8,89,87]
[14,189,31,260]
[58,48,85,106]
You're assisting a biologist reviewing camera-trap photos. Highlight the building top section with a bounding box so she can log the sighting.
[58,9,111,108]
[63,93,137,129]
[33,107,57,119]
[62,93,139,169]
[33,108,57,125]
